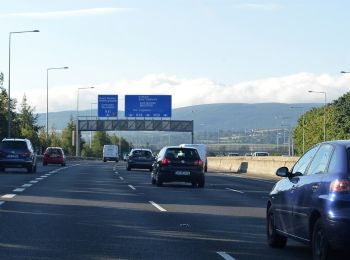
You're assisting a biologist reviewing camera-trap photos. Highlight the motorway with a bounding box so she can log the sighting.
[0,161,344,259]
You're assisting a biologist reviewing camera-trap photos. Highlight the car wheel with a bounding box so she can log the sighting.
[149,167,153,172]
[0,167,4,172]
[127,166,131,171]
[43,162,47,166]
[191,181,197,187]
[27,165,33,173]
[198,177,205,188]
[61,163,66,166]
[152,176,156,185]
[156,174,163,186]
[312,218,331,260]
[267,208,287,248]
[33,164,37,173]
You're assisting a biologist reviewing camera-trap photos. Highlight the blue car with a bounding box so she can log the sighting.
[266,141,350,260]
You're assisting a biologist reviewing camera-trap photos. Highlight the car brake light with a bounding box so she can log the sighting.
[330,179,350,192]
[22,150,32,157]
[195,160,203,166]
[160,157,170,165]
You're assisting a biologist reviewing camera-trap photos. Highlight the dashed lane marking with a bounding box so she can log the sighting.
[2,194,16,199]
[36,178,44,181]
[22,184,32,188]
[226,188,244,194]
[13,188,25,192]
[119,177,124,181]
[115,171,119,174]
[217,252,236,260]
[30,181,38,184]
[0,201,5,206]
[149,201,167,212]
[128,185,136,190]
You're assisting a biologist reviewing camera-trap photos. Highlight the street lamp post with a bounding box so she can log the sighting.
[46,67,69,144]
[90,102,97,148]
[76,87,94,156]
[8,30,40,138]
[308,90,326,142]
[291,106,305,154]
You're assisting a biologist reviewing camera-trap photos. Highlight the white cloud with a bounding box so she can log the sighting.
[0,8,132,19]
[12,72,350,114]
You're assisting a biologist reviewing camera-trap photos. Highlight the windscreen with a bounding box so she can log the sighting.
[48,148,63,155]
[132,150,152,157]
[165,148,200,161]
[0,141,27,150]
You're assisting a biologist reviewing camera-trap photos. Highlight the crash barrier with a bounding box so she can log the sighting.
[208,156,299,179]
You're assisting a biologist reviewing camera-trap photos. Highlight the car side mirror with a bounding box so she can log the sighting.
[276,167,290,177]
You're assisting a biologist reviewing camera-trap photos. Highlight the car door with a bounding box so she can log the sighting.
[291,144,334,240]
[274,146,319,234]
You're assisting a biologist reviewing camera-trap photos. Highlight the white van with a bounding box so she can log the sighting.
[103,145,119,162]
[179,144,208,172]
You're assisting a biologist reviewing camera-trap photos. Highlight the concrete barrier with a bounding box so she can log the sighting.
[208,156,299,179]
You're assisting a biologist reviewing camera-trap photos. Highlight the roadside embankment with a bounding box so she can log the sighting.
[208,156,299,179]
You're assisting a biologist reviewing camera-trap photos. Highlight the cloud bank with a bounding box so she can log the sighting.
[13,72,350,113]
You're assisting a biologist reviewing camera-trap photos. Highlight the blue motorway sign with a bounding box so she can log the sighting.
[98,95,118,117]
[125,95,172,117]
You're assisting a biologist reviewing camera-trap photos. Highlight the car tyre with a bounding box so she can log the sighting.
[0,167,4,172]
[312,218,331,260]
[156,174,163,186]
[27,165,33,173]
[198,177,205,188]
[33,164,37,173]
[127,166,131,171]
[191,181,197,187]
[267,208,287,248]
[43,162,47,166]
[152,177,156,185]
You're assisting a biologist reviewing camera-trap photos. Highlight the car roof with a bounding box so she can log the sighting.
[2,138,27,142]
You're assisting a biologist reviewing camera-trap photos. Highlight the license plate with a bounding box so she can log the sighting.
[175,171,190,176]
[50,155,57,158]
[7,154,19,159]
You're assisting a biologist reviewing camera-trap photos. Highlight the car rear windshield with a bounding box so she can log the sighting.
[47,148,63,155]
[0,141,27,149]
[165,148,200,161]
[132,150,152,157]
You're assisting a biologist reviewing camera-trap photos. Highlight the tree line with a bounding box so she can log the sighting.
[293,91,350,155]
[0,73,132,157]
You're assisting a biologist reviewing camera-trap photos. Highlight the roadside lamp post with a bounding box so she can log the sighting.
[90,102,98,148]
[291,106,305,154]
[46,67,69,144]
[308,90,326,142]
[8,30,40,138]
[76,87,94,156]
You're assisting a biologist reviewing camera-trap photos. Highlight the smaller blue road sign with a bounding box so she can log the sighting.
[125,95,172,117]
[98,95,118,117]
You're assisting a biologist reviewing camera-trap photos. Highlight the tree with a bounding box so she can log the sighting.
[17,94,41,148]
[61,116,76,156]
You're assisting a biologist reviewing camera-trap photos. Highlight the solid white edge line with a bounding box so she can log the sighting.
[149,201,167,212]
[128,185,136,190]
[226,188,244,194]
[217,252,236,260]
[1,194,16,199]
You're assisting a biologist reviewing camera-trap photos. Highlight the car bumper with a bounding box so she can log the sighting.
[0,159,34,168]
[128,162,153,169]
[158,170,204,183]
[326,214,350,249]
[44,158,64,164]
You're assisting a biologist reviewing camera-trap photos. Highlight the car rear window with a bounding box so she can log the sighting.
[165,148,200,161]
[132,150,152,157]
[0,141,27,149]
[47,148,63,155]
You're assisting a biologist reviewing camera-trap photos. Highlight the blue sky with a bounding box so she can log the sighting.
[0,0,350,113]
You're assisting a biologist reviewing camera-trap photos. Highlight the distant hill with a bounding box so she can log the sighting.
[37,103,321,131]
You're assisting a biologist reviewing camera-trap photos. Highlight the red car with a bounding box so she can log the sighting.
[43,147,66,166]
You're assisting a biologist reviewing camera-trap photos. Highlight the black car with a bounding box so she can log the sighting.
[0,138,37,173]
[127,149,154,171]
[267,141,350,260]
[151,146,205,187]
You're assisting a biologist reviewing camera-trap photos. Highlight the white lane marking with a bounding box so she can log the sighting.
[149,201,167,212]
[128,185,136,190]
[36,178,44,181]
[2,194,16,199]
[49,171,55,174]
[30,181,38,184]
[45,173,51,176]
[119,177,124,181]
[115,171,119,174]
[0,201,5,206]
[217,252,236,260]
[13,188,25,192]
[226,188,244,194]
[22,184,32,188]
[40,175,48,178]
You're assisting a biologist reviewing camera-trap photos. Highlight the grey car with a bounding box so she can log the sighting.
[126,149,155,171]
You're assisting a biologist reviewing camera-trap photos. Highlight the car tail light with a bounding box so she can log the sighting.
[160,157,170,165]
[330,179,350,192]
[195,160,203,166]
[22,150,32,157]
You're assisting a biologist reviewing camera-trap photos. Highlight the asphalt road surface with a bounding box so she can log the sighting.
[0,161,345,259]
